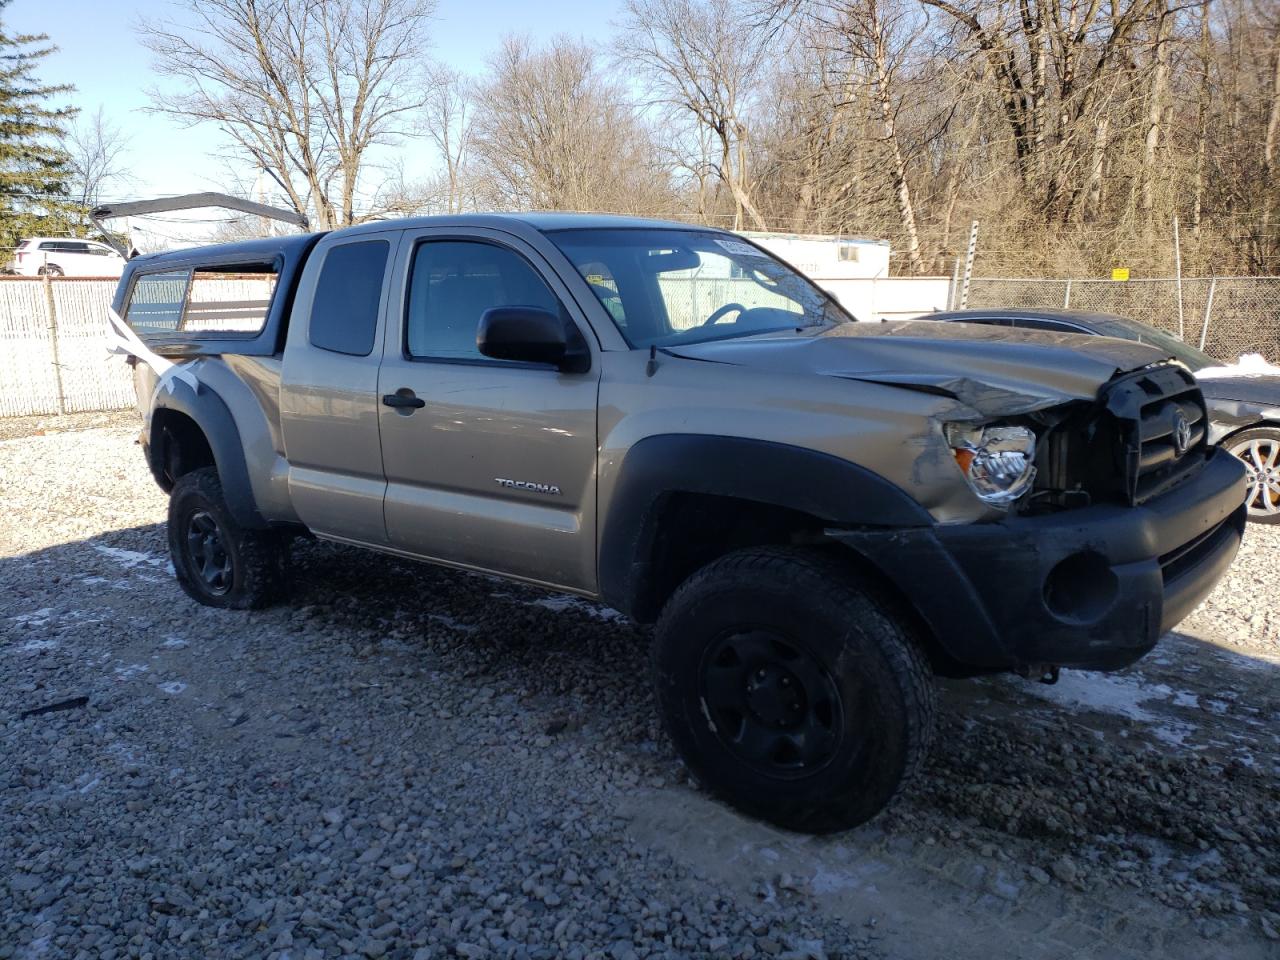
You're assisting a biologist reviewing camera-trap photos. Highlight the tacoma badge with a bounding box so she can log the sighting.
[495,477,562,495]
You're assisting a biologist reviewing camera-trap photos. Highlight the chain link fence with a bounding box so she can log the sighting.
[0,278,134,418]
[965,277,1280,362]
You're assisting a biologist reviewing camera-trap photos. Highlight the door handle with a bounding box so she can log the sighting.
[382,391,426,409]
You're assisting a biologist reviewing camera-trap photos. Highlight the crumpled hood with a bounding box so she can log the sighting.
[668,320,1174,417]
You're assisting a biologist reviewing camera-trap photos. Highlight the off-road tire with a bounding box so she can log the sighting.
[168,467,288,609]
[653,546,936,833]
[1226,425,1280,524]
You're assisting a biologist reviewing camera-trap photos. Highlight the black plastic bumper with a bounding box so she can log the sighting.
[829,448,1247,672]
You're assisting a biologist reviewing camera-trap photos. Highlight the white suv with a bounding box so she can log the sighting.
[10,238,126,278]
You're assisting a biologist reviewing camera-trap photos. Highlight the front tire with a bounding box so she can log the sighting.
[1226,426,1280,523]
[653,547,935,833]
[168,467,288,608]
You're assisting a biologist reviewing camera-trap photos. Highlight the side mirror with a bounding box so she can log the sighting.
[477,306,588,372]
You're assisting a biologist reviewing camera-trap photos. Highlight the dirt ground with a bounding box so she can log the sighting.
[1,416,1277,960]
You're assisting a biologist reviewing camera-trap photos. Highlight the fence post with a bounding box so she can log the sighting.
[960,220,979,309]
[1173,215,1185,340]
[1063,278,1072,309]
[42,273,67,416]
[1198,276,1217,352]
[949,257,960,310]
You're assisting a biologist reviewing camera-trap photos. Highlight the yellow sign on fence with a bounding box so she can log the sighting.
[1111,267,1130,281]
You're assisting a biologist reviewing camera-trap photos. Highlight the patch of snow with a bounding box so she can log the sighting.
[1196,352,1280,379]
[113,663,149,680]
[10,608,54,625]
[157,681,187,695]
[530,595,627,622]
[1007,671,1170,723]
[20,638,57,652]
[161,636,189,649]
[1002,671,1198,748]
[92,545,166,568]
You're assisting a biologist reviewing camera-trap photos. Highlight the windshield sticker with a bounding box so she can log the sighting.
[714,238,769,258]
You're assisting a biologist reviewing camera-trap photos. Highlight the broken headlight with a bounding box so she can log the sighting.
[945,423,1037,506]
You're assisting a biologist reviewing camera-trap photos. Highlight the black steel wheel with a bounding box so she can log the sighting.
[654,546,935,834]
[699,629,844,779]
[168,467,288,608]
[184,510,233,595]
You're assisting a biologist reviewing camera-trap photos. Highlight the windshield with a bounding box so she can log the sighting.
[547,228,851,348]
[1093,316,1219,371]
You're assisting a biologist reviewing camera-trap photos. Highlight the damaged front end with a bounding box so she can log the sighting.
[855,360,1215,519]
[827,361,1245,676]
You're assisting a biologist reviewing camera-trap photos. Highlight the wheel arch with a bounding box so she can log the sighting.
[1216,418,1280,446]
[148,382,267,529]
[598,434,933,624]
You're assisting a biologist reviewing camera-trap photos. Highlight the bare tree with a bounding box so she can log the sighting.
[783,0,929,268]
[619,0,773,230]
[141,0,436,229]
[62,106,133,216]
[470,35,674,214]
[419,64,475,214]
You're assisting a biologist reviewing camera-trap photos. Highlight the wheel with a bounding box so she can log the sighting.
[37,264,64,277]
[1226,426,1280,524]
[653,546,936,833]
[167,467,289,608]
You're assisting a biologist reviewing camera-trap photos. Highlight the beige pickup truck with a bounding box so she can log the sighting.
[112,213,1246,832]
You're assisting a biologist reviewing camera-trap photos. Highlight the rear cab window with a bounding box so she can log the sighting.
[308,240,390,356]
[123,261,280,338]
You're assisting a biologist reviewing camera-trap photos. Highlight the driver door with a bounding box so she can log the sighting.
[377,228,601,592]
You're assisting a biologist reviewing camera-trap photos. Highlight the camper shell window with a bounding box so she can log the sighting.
[124,261,279,338]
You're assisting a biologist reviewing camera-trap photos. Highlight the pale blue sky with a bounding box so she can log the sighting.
[8,0,622,237]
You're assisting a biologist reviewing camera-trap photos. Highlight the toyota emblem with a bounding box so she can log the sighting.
[1172,410,1192,456]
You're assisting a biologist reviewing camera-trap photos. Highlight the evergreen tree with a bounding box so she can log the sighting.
[0,1,77,249]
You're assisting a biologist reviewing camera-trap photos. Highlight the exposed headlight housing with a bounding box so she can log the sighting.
[946,423,1037,506]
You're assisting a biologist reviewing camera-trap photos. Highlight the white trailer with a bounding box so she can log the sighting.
[741,232,891,280]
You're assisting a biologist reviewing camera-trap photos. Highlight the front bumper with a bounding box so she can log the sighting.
[830,447,1247,672]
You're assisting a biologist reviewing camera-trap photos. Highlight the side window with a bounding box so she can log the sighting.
[183,263,279,334]
[405,240,562,362]
[309,240,390,356]
[125,271,191,333]
[124,262,279,337]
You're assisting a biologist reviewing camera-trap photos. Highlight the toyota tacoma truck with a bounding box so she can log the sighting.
[109,214,1247,833]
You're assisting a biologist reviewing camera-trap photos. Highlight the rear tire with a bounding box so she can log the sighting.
[1226,426,1280,523]
[653,546,935,833]
[37,265,64,277]
[168,467,288,609]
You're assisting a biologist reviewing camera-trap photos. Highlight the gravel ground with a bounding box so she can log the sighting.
[1,419,1278,960]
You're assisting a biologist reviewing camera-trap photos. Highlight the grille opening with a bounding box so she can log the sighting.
[1024,363,1210,512]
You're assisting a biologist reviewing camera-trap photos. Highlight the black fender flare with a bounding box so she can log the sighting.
[149,379,267,529]
[598,434,932,619]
